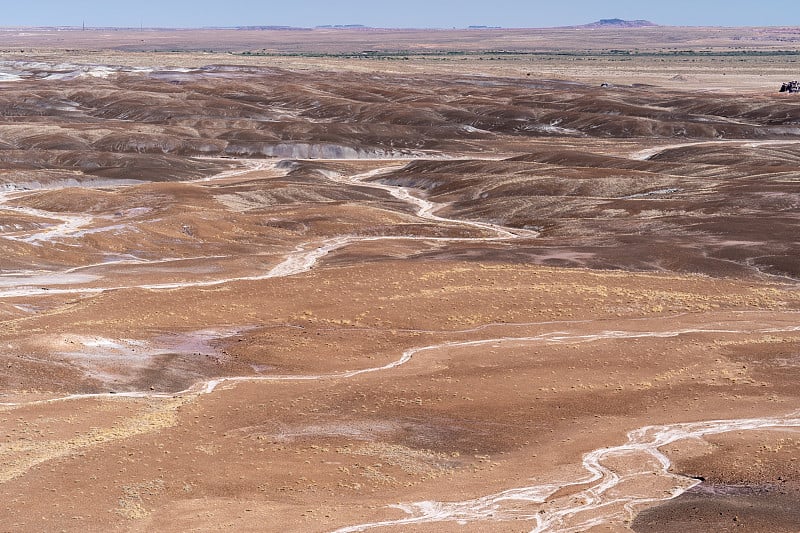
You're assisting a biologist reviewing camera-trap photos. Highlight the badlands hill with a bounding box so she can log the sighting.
[0,30,798,533]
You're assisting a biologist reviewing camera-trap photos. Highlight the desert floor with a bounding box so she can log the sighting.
[0,27,798,532]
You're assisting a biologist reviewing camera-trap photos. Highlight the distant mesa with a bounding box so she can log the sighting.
[234,26,308,31]
[232,24,368,31]
[316,24,369,29]
[581,19,658,28]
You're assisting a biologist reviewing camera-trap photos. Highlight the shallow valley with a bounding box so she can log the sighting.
[0,29,798,532]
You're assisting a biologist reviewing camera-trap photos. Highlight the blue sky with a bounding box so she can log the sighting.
[1,1,798,28]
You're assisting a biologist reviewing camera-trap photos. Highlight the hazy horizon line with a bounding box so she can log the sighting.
[2,22,799,31]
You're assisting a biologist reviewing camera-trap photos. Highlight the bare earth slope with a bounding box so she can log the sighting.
[0,30,798,533]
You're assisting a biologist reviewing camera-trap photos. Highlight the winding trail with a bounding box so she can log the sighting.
[195,158,277,182]
[0,159,275,247]
[2,157,799,532]
[0,190,96,244]
[333,413,800,533]
[5,322,798,402]
[629,138,800,161]
[328,166,538,239]
[0,160,535,299]
[3,321,800,533]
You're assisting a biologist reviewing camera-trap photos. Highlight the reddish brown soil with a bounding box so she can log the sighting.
[633,431,800,532]
[0,32,799,533]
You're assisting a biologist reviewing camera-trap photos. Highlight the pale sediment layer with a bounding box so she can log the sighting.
[0,40,798,532]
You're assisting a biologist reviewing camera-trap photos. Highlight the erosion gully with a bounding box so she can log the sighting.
[0,156,797,532]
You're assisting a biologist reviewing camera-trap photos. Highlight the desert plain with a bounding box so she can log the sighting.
[0,25,798,532]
